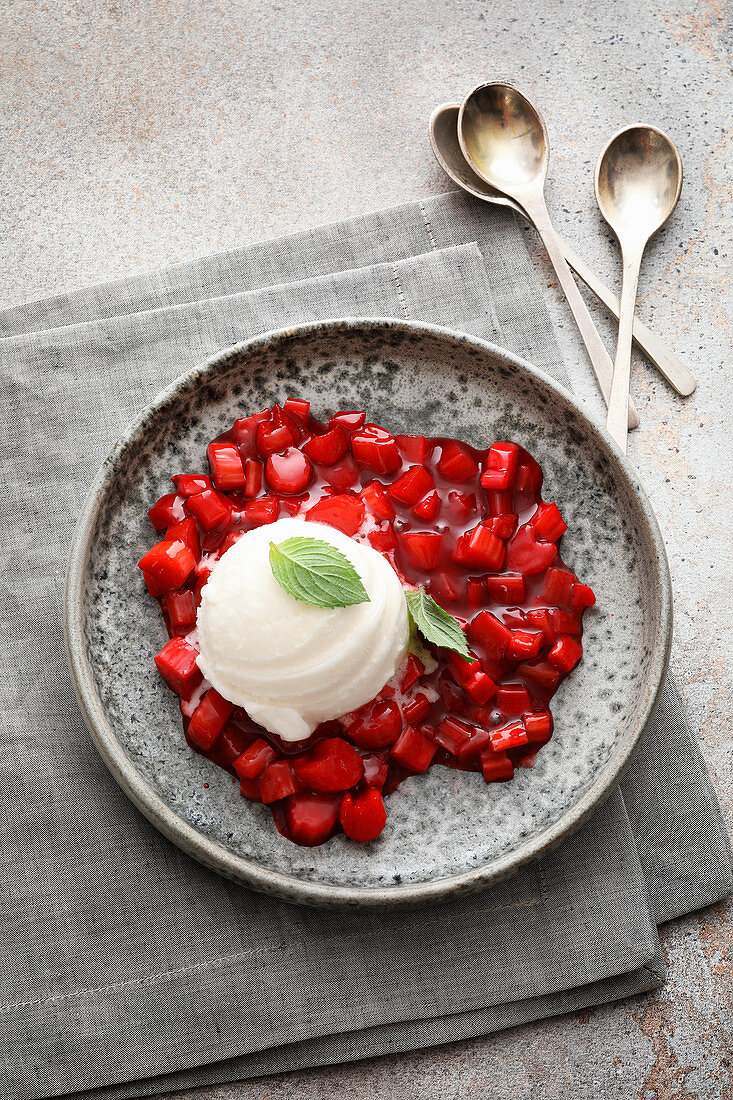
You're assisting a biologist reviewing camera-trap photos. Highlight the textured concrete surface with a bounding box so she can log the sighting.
[1,0,731,1096]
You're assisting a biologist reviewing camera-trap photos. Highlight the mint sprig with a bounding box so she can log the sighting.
[269,536,370,609]
[405,587,472,662]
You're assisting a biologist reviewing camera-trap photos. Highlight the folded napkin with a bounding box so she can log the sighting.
[0,193,729,1100]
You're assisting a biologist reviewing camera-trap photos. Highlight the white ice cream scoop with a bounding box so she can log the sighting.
[196,517,409,741]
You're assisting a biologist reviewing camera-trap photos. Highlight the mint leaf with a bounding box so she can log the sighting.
[405,587,472,662]
[269,537,370,608]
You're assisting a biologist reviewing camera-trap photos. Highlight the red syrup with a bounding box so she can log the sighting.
[140,400,596,847]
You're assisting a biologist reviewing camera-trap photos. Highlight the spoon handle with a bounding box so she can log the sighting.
[522,193,639,429]
[559,237,697,397]
[606,246,643,453]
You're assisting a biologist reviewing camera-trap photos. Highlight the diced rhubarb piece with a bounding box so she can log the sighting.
[207,441,245,491]
[517,660,561,690]
[142,571,165,598]
[348,700,402,750]
[467,577,485,608]
[542,566,575,606]
[340,789,387,843]
[281,495,310,518]
[465,670,497,704]
[402,693,431,725]
[489,719,528,752]
[480,442,520,490]
[164,589,197,631]
[455,724,493,762]
[154,637,202,698]
[368,526,398,552]
[434,716,474,754]
[259,760,300,803]
[531,501,568,542]
[485,574,526,603]
[186,488,233,531]
[351,424,402,474]
[389,725,437,773]
[413,490,441,522]
[396,434,433,463]
[387,465,435,507]
[496,684,532,714]
[547,634,583,672]
[516,456,542,495]
[525,608,556,644]
[255,410,299,457]
[400,654,425,692]
[551,608,582,634]
[216,722,253,770]
[285,792,341,846]
[452,524,505,571]
[361,753,389,789]
[488,489,514,516]
[306,493,365,536]
[166,517,200,559]
[293,737,364,792]
[172,474,212,497]
[243,495,280,525]
[188,689,234,751]
[485,514,516,540]
[360,480,395,521]
[302,425,349,465]
[232,738,276,781]
[446,490,477,523]
[505,524,558,575]
[323,454,360,493]
[438,440,479,482]
[506,629,543,661]
[401,531,443,571]
[469,611,512,659]
[283,397,311,427]
[431,571,461,605]
[265,447,313,494]
[570,582,596,612]
[329,410,366,432]
[525,710,554,746]
[446,652,481,686]
[239,777,263,802]
[217,531,242,555]
[232,409,271,454]
[242,458,263,498]
[138,539,196,591]
[481,749,515,782]
[147,492,186,530]
[502,608,527,630]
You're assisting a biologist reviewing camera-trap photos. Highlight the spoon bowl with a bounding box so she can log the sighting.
[428,103,519,209]
[595,125,682,240]
[459,83,548,194]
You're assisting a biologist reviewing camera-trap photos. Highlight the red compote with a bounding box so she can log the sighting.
[139,399,595,847]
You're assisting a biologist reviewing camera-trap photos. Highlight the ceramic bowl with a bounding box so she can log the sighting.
[65,318,672,908]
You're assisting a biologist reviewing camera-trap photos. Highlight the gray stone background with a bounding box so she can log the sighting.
[1,0,730,1096]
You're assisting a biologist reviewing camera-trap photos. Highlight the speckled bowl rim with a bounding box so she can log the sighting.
[64,318,673,909]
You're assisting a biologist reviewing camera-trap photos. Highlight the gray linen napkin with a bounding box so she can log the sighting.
[0,194,729,1100]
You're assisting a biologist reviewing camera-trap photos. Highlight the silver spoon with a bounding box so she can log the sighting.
[429,103,696,398]
[457,81,638,430]
[595,125,683,452]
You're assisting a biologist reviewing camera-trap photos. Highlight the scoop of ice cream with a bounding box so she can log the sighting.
[196,517,409,741]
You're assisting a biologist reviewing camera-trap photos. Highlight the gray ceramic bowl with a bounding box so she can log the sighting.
[65,318,672,908]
